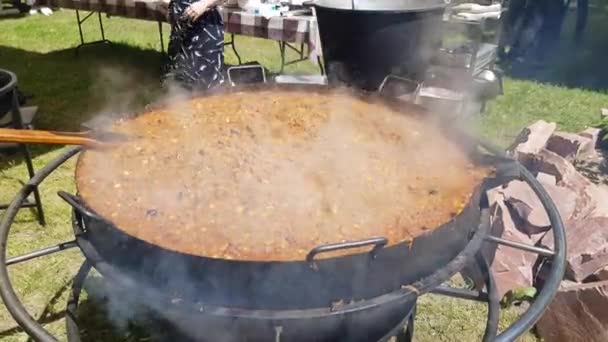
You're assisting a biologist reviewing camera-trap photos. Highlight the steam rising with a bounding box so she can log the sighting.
[78,88,485,260]
[76,67,488,340]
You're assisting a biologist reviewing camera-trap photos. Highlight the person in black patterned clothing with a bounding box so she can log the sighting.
[163,0,228,91]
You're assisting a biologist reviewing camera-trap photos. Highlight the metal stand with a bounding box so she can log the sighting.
[62,257,420,342]
[0,135,566,342]
[64,260,416,342]
[0,69,45,226]
[74,10,112,54]
[65,260,92,342]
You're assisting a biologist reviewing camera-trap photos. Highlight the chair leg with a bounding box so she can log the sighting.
[396,303,416,342]
[20,144,45,226]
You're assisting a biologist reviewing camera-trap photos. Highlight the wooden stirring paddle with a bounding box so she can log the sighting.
[0,128,131,149]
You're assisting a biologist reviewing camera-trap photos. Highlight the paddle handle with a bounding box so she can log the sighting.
[0,128,102,148]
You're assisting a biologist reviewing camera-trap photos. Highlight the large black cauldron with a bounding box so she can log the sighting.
[58,84,504,315]
[314,0,449,90]
[0,83,569,342]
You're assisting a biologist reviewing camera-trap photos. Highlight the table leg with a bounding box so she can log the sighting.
[277,41,311,74]
[76,9,86,46]
[158,21,165,53]
[225,34,242,65]
[74,10,112,55]
[278,41,286,74]
[317,56,325,75]
[97,11,107,41]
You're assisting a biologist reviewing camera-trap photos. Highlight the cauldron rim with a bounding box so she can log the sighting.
[71,83,490,264]
[312,0,449,13]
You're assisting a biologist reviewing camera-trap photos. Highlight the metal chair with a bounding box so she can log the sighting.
[227,64,268,86]
[0,69,45,226]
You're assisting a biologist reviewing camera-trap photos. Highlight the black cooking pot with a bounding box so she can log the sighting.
[313,0,449,90]
[60,84,507,312]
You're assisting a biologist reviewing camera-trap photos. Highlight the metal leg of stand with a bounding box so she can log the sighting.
[65,261,93,342]
[20,143,45,226]
[431,252,501,342]
[74,10,112,55]
[0,89,46,226]
[395,304,416,342]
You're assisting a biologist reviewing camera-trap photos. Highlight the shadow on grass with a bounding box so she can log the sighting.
[71,276,194,342]
[502,5,608,92]
[0,274,188,342]
[0,280,71,340]
[0,42,165,172]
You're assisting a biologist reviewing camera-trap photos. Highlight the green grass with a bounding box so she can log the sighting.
[0,6,606,342]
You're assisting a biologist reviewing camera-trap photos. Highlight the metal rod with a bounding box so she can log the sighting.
[0,146,81,342]
[6,241,78,266]
[79,11,95,24]
[485,235,555,257]
[20,145,45,226]
[0,202,37,210]
[75,10,85,46]
[317,56,325,75]
[276,42,310,70]
[74,11,111,55]
[377,303,417,342]
[278,41,286,74]
[474,140,567,342]
[97,12,106,41]
[284,57,308,67]
[227,34,242,65]
[396,304,415,342]
[479,253,500,342]
[4,87,46,225]
[431,286,489,302]
[158,20,165,53]
[284,42,303,55]
[65,261,92,342]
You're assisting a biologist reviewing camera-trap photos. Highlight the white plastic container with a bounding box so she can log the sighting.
[238,0,263,10]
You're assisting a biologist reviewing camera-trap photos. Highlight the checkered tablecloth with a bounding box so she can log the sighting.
[39,0,321,61]
[40,0,165,21]
[222,7,318,49]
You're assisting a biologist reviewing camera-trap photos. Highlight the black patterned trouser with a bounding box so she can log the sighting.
[164,1,225,91]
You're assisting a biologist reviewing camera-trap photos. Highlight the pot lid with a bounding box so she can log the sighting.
[313,0,451,11]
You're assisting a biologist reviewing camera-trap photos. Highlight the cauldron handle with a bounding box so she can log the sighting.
[57,191,104,221]
[306,237,388,264]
